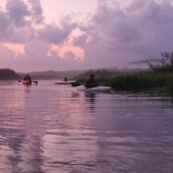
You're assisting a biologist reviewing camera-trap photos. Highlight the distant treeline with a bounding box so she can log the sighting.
[28,70,86,80]
[74,68,145,84]
[0,68,20,80]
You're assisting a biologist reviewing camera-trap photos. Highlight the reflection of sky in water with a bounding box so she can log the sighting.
[0,81,173,172]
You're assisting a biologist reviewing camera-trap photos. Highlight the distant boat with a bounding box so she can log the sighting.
[54,80,76,85]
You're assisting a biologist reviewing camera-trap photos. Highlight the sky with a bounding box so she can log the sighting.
[0,0,173,72]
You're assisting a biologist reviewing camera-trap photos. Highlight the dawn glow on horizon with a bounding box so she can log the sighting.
[0,0,173,72]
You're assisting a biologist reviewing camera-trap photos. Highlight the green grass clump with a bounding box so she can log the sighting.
[108,72,172,92]
[74,70,173,95]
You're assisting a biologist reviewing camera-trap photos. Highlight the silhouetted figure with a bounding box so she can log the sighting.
[64,77,68,82]
[23,74,31,81]
[23,74,32,85]
[85,74,98,88]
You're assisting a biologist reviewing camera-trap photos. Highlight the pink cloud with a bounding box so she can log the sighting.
[0,0,173,72]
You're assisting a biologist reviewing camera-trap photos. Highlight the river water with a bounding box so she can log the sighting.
[0,80,173,173]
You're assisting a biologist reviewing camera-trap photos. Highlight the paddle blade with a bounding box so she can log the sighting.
[32,81,38,84]
[71,82,80,87]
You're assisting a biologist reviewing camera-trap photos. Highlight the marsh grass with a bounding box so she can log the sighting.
[74,71,173,95]
[108,72,173,95]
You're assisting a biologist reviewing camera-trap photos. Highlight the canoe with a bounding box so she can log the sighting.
[77,85,112,92]
[23,80,32,85]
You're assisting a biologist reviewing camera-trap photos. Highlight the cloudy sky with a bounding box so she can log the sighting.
[0,0,173,72]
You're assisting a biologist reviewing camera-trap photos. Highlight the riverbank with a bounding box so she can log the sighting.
[108,72,173,93]
[75,72,173,96]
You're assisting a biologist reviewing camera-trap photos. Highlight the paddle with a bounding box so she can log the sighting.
[18,80,38,84]
[32,81,38,84]
[71,81,81,87]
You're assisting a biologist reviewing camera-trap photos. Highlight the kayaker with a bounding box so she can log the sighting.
[64,77,68,82]
[23,74,31,81]
[85,74,98,88]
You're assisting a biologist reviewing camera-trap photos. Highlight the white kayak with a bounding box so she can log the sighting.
[77,85,112,92]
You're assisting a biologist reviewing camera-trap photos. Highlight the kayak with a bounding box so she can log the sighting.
[23,80,32,85]
[54,81,75,85]
[77,85,112,92]
[55,80,76,85]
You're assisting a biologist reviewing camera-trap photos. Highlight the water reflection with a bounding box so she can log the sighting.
[85,92,96,103]
[0,82,46,173]
[85,92,96,111]
[71,92,80,99]
[0,81,173,173]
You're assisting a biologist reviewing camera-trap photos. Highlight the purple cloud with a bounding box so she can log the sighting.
[0,11,12,40]
[75,0,173,68]
[1,0,173,72]
[6,0,31,27]
[37,18,76,44]
[29,0,44,24]
[73,34,88,47]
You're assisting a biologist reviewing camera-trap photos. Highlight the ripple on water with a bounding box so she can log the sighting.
[0,81,173,173]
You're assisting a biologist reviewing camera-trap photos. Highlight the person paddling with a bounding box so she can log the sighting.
[23,74,31,81]
[64,77,68,82]
[85,74,98,88]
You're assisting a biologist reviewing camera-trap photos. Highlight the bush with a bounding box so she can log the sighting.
[148,51,173,73]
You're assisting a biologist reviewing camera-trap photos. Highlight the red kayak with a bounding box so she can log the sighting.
[23,80,32,85]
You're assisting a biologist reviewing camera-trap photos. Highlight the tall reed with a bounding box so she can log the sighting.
[108,72,172,92]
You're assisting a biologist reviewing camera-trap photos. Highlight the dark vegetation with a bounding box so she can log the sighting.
[112,51,173,95]
[75,51,173,96]
[148,51,173,73]
[0,69,20,80]
[108,72,173,93]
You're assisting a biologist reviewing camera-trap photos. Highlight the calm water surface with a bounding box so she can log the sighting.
[0,80,173,173]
